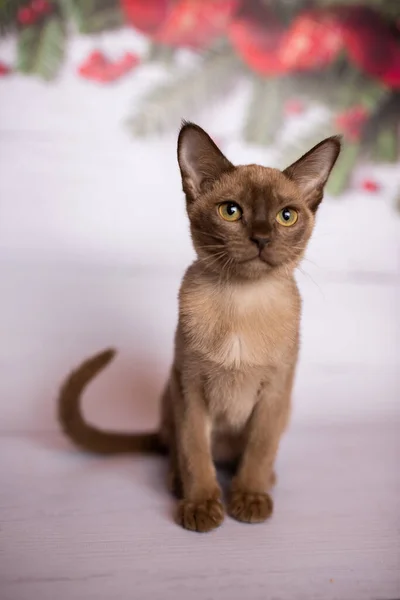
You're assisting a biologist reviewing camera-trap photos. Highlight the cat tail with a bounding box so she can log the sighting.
[58,348,165,455]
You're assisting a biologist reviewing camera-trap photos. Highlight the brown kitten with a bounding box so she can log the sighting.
[58,122,341,532]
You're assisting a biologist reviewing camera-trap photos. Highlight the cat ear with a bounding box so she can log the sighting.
[283,136,341,210]
[177,121,234,202]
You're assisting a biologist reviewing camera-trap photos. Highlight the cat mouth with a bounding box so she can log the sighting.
[239,254,274,268]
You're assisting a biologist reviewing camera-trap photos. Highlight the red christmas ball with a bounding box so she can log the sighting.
[0,61,11,76]
[361,179,380,192]
[121,0,238,49]
[156,0,238,49]
[17,6,37,25]
[340,7,400,89]
[120,0,170,35]
[228,1,287,75]
[278,10,343,71]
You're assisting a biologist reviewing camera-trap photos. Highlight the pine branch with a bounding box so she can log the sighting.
[33,16,65,80]
[326,142,360,196]
[243,76,287,146]
[363,91,400,161]
[59,0,122,33]
[146,42,175,66]
[79,7,123,33]
[16,24,41,73]
[59,0,86,31]
[126,48,243,137]
[373,126,398,163]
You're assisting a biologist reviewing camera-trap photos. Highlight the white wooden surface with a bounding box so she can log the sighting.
[1,30,400,600]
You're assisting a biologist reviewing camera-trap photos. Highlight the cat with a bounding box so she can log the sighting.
[58,121,341,532]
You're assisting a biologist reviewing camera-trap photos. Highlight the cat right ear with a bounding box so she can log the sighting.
[177,121,234,202]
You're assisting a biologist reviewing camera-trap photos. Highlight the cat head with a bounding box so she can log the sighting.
[177,121,341,281]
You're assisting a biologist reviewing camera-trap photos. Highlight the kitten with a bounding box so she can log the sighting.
[58,122,341,532]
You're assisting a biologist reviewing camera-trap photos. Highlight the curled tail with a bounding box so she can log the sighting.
[58,348,164,455]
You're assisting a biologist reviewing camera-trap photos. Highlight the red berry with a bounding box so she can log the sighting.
[0,62,11,76]
[77,51,108,79]
[101,63,126,82]
[361,179,380,192]
[119,52,140,69]
[87,50,108,67]
[17,6,36,25]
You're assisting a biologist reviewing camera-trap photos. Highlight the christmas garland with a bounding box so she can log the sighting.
[0,0,399,201]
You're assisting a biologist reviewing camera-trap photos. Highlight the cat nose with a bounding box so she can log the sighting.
[250,235,270,250]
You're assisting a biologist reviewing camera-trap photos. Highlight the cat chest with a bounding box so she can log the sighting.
[181,278,298,368]
[189,305,292,368]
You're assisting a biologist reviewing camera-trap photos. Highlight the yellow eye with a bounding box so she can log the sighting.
[276,208,298,227]
[218,202,243,222]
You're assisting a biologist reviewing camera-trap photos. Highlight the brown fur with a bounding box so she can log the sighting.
[57,122,341,532]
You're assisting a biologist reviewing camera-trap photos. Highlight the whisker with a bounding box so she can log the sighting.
[297,266,325,299]
[195,244,225,250]
[190,228,224,243]
[197,251,227,270]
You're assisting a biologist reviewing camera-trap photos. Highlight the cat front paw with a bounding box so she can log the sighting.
[228,489,273,523]
[176,497,224,532]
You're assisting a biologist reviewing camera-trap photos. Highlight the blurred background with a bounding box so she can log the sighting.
[0,2,399,599]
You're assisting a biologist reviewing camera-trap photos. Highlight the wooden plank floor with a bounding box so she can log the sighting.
[0,266,399,600]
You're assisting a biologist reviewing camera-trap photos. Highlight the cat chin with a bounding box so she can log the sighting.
[231,257,277,281]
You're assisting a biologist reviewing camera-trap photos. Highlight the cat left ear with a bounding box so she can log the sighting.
[177,121,234,202]
[283,136,341,210]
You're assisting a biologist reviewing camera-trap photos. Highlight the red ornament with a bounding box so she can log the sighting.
[361,179,380,192]
[17,6,37,26]
[0,61,11,76]
[339,7,400,89]
[284,99,305,115]
[120,0,170,35]
[157,0,238,49]
[278,10,343,71]
[335,105,369,141]
[121,0,238,49]
[228,1,287,75]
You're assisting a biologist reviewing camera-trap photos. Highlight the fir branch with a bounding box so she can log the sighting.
[326,142,360,196]
[59,0,122,33]
[373,126,398,163]
[58,0,86,31]
[16,24,41,73]
[126,48,243,137]
[146,42,175,66]
[78,7,123,33]
[33,16,65,80]
[243,76,287,146]
[363,91,400,161]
